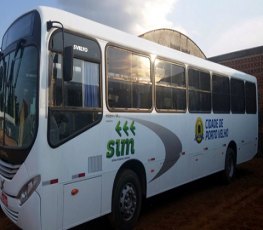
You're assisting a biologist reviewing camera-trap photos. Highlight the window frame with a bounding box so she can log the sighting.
[188,66,211,113]
[245,81,257,114]
[105,44,153,112]
[154,58,187,113]
[212,73,230,114]
[230,78,245,114]
[48,31,103,147]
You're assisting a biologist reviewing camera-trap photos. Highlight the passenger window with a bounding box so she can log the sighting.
[188,68,211,113]
[155,60,186,111]
[48,54,102,147]
[231,78,245,114]
[107,46,152,110]
[64,59,100,108]
[212,75,230,113]
[48,32,102,147]
[245,82,257,114]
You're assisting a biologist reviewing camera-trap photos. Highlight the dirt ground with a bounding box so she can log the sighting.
[1,156,263,230]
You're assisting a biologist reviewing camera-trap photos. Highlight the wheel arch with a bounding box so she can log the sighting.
[109,160,146,229]
[227,141,237,165]
[113,160,147,199]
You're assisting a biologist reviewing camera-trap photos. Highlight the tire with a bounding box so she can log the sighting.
[223,148,236,184]
[110,170,142,230]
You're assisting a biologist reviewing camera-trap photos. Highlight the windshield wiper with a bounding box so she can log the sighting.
[8,39,26,86]
[14,39,26,57]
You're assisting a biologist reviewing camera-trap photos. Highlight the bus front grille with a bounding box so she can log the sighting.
[0,159,21,180]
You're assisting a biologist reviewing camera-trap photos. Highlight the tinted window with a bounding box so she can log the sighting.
[107,46,152,110]
[0,46,38,148]
[155,60,186,111]
[64,59,100,107]
[49,31,101,61]
[48,34,102,147]
[188,68,211,113]
[231,78,245,113]
[2,12,35,49]
[212,75,230,113]
[245,82,257,114]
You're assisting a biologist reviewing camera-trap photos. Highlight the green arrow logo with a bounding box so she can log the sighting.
[130,121,136,136]
[115,121,122,137]
[123,121,129,136]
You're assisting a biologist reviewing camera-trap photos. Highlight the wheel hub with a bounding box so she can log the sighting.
[120,183,137,221]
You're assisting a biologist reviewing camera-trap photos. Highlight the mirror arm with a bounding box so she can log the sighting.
[47,21,73,81]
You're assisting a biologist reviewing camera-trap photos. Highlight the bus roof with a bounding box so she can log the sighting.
[37,6,256,83]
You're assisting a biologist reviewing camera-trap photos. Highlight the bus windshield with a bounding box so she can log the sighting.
[0,45,38,148]
[0,11,40,154]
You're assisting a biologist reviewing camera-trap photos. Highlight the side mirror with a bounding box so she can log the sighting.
[63,46,73,82]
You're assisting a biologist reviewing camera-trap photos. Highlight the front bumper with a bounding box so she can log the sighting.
[0,190,41,230]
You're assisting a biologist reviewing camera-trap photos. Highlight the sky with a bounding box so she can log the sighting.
[0,0,263,57]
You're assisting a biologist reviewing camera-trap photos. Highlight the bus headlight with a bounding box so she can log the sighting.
[18,175,41,206]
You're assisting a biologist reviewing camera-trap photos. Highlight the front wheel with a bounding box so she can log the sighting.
[223,148,236,183]
[110,170,142,230]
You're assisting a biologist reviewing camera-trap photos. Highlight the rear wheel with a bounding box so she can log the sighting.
[223,148,236,183]
[110,170,142,230]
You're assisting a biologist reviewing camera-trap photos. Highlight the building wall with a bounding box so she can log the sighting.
[140,29,206,59]
[210,47,263,153]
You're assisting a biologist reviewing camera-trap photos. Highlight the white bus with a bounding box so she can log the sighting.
[0,6,258,230]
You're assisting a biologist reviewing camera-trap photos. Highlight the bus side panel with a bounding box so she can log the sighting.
[235,114,258,164]
[62,177,102,229]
